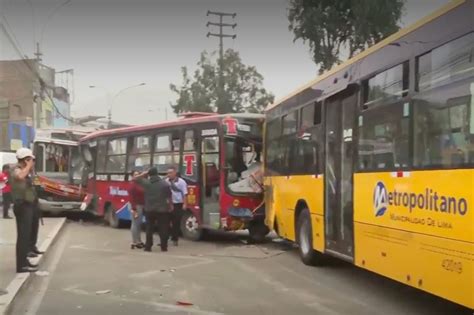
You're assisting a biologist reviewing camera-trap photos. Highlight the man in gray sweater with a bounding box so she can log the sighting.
[134,167,172,252]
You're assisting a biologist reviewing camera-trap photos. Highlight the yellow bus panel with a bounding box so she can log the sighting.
[265,175,325,252]
[354,170,474,308]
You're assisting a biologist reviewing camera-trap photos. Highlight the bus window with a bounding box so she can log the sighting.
[282,111,298,135]
[34,143,45,172]
[225,137,262,194]
[181,130,197,181]
[128,135,151,171]
[414,33,474,168]
[202,136,220,193]
[96,139,107,173]
[70,146,84,185]
[358,62,410,171]
[364,62,408,105]
[265,118,284,175]
[105,137,127,173]
[358,106,409,170]
[153,133,179,174]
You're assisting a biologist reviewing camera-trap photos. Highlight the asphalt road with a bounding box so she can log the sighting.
[9,220,471,315]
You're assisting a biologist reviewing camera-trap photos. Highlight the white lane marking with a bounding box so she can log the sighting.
[63,286,223,315]
[24,226,69,315]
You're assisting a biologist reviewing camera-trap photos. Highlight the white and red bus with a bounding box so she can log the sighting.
[33,128,91,213]
[79,113,268,241]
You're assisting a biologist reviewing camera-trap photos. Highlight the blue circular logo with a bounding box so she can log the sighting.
[373,181,388,217]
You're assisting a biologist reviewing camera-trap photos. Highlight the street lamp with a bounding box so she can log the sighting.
[89,83,146,128]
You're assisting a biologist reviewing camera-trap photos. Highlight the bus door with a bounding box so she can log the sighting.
[324,86,357,259]
[199,126,221,229]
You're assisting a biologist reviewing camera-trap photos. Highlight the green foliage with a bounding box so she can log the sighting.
[170,49,274,114]
[288,0,405,74]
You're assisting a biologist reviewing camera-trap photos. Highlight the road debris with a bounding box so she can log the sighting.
[95,290,112,295]
[176,301,194,306]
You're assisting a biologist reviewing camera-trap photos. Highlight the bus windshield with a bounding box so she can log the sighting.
[225,136,263,194]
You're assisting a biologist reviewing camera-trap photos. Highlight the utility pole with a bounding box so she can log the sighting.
[34,42,42,62]
[206,10,236,114]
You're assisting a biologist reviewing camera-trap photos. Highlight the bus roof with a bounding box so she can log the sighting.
[34,128,92,145]
[80,112,263,142]
[265,0,465,112]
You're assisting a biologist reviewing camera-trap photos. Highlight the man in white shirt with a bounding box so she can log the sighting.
[166,166,188,246]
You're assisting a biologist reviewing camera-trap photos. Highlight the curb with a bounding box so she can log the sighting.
[0,217,67,315]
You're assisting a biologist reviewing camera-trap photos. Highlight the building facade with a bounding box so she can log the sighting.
[0,59,72,151]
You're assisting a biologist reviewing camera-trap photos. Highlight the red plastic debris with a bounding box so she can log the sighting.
[176,301,194,306]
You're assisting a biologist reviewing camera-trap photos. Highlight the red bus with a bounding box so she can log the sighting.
[79,113,268,241]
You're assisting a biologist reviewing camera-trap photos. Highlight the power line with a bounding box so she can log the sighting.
[0,21,76,125]
[206,10,237,114]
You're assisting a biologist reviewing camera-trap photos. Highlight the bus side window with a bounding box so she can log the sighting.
[105,137,127,173]
[153,133,179,175]
[96,139,107,173]
[358,62,410,171]
[128,135,151,172]
[181,130,198,182]
[414,32,474,168]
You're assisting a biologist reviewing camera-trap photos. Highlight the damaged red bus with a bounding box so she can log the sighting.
[79,113,268,241]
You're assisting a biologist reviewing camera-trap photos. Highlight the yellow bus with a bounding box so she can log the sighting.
[264,0,473,309]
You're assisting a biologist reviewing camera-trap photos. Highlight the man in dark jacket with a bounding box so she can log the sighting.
[134,167,172,252]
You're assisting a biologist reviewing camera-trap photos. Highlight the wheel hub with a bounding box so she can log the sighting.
[186,216,198,232]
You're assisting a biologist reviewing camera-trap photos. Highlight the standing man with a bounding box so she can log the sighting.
[0,164,12,219]
[10,148,38,273]
[134,167,172,252]
[166,166,188,246]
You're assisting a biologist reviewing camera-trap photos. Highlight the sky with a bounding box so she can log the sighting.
[1,0,450,125]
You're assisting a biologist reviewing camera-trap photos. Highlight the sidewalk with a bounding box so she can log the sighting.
[0,209,66,314]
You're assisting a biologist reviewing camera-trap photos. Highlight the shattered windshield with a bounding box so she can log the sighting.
[225,136,263,194]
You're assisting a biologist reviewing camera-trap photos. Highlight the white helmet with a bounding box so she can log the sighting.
[16,148,35,160]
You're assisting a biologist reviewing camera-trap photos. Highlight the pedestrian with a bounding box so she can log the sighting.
[166,166,188,246]
[10,148,38,273]
[1,164,13,219]
[128,170,145,249]
[134,167,172,252]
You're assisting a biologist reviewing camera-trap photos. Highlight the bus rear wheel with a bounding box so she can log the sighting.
[181,211,203,241]
[296,208,324,266]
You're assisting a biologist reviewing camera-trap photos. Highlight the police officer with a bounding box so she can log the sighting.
[11,148,39,273]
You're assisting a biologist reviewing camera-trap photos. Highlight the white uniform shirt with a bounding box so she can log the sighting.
[166,177,188,204]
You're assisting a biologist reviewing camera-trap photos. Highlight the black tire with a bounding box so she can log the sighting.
[181,211,203,241]
[105,206,120,229]
[296,208,324,266]
[248,220,270,243]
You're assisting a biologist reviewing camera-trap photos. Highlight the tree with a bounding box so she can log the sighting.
[170,49,274,114]
[288,0,405,74]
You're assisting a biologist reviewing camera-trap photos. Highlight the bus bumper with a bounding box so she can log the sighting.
[38,198,82,213]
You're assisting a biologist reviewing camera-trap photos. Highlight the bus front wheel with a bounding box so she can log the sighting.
[181,211,203,241]
[296,208,324,266]
[248,220,270,243]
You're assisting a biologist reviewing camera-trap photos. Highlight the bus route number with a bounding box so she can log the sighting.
[441,259,462,274]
